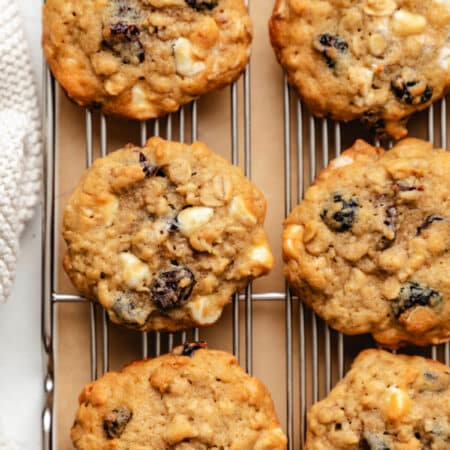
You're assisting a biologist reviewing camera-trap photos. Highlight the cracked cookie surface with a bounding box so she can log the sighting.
[269,0,450,139]
[63,137,273,331]
[71,344,287,450]
[43,0,251,119]
[283,138,450,347]
[305,349,450,450]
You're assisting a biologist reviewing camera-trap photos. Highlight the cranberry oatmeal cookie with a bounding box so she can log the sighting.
[43,0,252,119]
[63,137,273,331]
[269,0,450,139]
[283,138,450,347]
[71,343,287,450]
[305,349,450,450]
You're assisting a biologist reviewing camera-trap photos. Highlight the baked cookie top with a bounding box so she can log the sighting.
[305,349,450,450]
[269,0,450,139]
[71,343,287,450]
[43,0,251,119]
[283,138,450,347]
[63,137,273,331]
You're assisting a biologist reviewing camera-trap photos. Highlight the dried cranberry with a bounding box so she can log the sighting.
[151,267,195,310]
[392,282,442,318]
[378,205,397,249]
[391,74,433,105]
[137,152,164,178]
[104,406,132,439]
[384,205,397,229]
[321,193,359,232]
[185,0,218,10]
[314,33,348,69]
[103,0,145,63]
[320,34,347,51]
[181,341,208,357]
[110,22,140,41]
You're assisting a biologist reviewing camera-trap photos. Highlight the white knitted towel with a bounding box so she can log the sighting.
[0,425,18,450]
[0,0,42,304]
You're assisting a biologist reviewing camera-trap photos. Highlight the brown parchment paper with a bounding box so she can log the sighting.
[52,2,440,449]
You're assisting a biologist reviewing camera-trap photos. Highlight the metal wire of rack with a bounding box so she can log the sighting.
[41,14,450,450]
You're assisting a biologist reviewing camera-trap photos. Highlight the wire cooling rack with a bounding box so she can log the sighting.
[41,17,450,450]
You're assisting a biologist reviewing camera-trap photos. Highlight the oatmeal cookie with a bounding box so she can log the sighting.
[63,137,273,331]
[305,349,450,450]
[283,138,450,347]
[43,0,252,119]
[269,0,450,139]
[71,343,287,450]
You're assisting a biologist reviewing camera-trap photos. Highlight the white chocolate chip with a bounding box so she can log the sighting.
[332,155,354,169]
[247,244,274,272]
[392,10,427,36]
[177,207,214,236]
[283,224,303,259]
[248,244,272,263]
[187,295,222,325]
[382,386,411,421]
[173,38,206,77]
[118,252,151,290]
[131,83,150,107]
[363,0,397,16]
[348,66,374,99]
[229,196,257,226]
